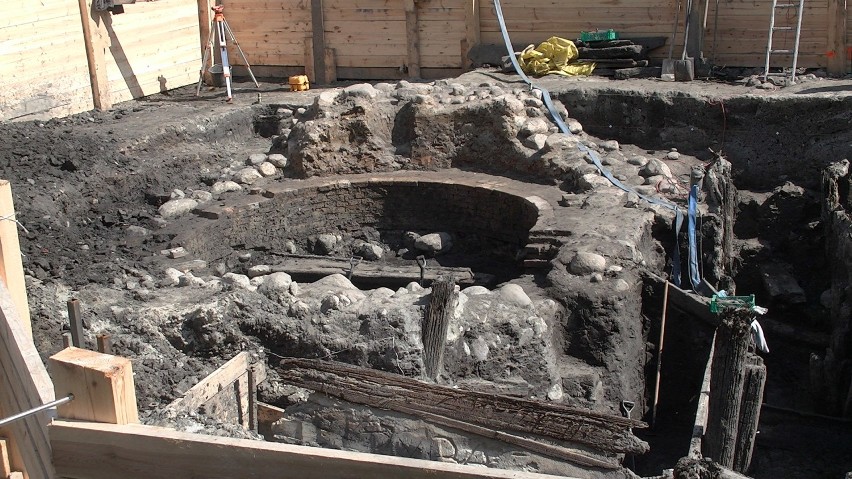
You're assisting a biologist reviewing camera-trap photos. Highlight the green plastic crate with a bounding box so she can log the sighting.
[709,294,755,314]
[580,29,618,42]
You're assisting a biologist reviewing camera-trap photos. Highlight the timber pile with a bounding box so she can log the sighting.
[270,254,491,288]
[577,37,667,78]
[276,358,649,457]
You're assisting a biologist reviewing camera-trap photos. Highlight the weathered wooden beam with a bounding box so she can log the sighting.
[422,276,455,380]
[96,333,112,354]
[49,347,139,425]
[0,281,56,479]
[0,181,30,342]
[310,0,327,84]
[827,0,848,76]
[276,358,648,454]
[404,0,421,78]
[324,47,337,84]
[196,0,213,85]
[733,354,766,473]
[0,438,11,477]
[704,309,753,468]
[51,421,578,479]
[170,351,248,412]
[67,299,84,349]
[77,0,112,110]
[304,36,315,85]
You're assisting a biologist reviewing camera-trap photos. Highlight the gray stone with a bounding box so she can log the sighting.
[544,133,578,152]
[235,167,263,185]
[314,234,339,255]
[190,190,213,203]
[519,118,549,137]
[357,242,384,261]
[211,180,242,194]
[126,225,150,237]
[625,191,641,208]
[470,337,489,361]
[760,262,806,304]
[566,118,583,134]
[449,83,466,96]
[614,279,631,291]
[283,240,297,254]
[644,174,667,186]
[258,162,278,177]
[247,153,267,166]
[247,265,271,278]
[639,158,673,178]
[569,252,607,275]
[170,189,185,199]
[627,156,649,166]
[374,82,395,92]
[315,90,340,108]
[666,151,681,161]
[321,294,341,313]
[414,232,453,254]
[547,383,564,401]
[496,283,532,307]
[289,281,300,296]
[267,154,288,168]
[590,272,604,283]
[222,273,252,290]
[523,133,548,150]
[158,198,198,219]
[495,95,524,114]
[344,83,379,99]
[432,438,456,459]
[601,139,619,151]
[577,173,611,191]
[163,267,184,286]
[259,272,293,295]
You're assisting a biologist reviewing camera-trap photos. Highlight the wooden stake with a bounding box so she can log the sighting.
[49,347,139,425]
[0,438,11,477]
[827,0,848,76]
[404,0,421,79]
[704,309,753,468]
[96,334,111,355]
[422,276,455,380]
[61,332,72,349]
[247,365,258,432]
[651,281,670,427]
[0,181,31,342]
[67,299,84,349]
[733,354,766,473]
[463,0,481,70]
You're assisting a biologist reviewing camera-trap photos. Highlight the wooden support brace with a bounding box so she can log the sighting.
[310,0,327,84]
[78,0,112,110]
[0,438,11,477]
[67,299,84,349]
[0,181,30,342]
[49,347,139,425]
[404,0,421,79]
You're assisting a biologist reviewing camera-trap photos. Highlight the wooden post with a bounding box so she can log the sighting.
[0,438,11,477]
[733,354,766,473]
[462,0,481,70]
[651,281,670,427]
[324,48,337,84]
[686,0,707,70]
[49,347,139,425]
[304,36,316,83]
[422,276,455,380]
[0,181,31,342]
[77,0,112,110]
[404,0,421,79]
[67,298,84,349]
[247,365,258,431]
[61,332,72,349]
[703,309,753,468]
[310,0,327,84]
[827,0,848,76]
[197,0,214,85]
[96,334,112,354]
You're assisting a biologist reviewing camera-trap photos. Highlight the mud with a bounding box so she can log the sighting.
[2,72,852,478]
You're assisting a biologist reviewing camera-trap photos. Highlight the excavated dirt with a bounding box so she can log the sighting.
[2,71,852,478]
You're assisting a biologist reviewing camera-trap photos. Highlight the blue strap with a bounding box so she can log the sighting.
[492,0,688,283]
[688,184,702,290]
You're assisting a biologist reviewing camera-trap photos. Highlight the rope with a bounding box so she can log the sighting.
[0,213,29,235]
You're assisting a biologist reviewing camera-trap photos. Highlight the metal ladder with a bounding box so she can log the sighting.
[764,0,805,83]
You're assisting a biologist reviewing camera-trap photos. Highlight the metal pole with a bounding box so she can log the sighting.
[0,395,74,428]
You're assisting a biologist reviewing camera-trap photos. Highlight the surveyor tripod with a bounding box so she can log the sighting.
[196,6,259,101]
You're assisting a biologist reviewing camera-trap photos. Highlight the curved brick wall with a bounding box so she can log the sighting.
[181,175,550,261]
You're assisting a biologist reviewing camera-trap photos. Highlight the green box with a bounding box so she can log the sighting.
[580,29,618,42]
[709,294,756,314]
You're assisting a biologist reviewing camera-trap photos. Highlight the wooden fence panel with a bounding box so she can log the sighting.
[1,0,93,121]
[101,0,201,105]
[222,0,311,68]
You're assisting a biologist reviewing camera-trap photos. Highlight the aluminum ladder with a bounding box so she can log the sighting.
[764,0,805,83]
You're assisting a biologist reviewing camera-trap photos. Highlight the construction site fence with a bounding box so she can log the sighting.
[2,0,851,121]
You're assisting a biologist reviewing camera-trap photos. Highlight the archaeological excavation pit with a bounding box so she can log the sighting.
[2,64,852,479]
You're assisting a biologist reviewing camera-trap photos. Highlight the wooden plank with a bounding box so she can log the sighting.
[67,299,83,349]
[324,47,337,82]
[257,402,286,426]
[0,281,56,479]
[77,0,111,110]
[304,36,316,84]
[405,0,421,78]
[276,358,649,454]
[311,0,327,84]
[50,421,578,479]
[0,438,11,477]
[169,352,250,413]
[827,0,847,75]
[49,347,139,425]
[0,181,30,342]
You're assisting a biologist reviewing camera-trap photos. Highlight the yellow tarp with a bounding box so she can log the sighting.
[517,37,595,77]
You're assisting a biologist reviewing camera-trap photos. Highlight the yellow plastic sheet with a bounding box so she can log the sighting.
[517,37,595,77]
